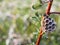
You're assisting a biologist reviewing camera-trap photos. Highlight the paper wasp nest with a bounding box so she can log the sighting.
[41,14,56,32]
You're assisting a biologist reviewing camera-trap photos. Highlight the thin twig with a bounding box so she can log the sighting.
[46,0,53,15]
[36,27,43,45]
[36,0,53,45]
[50,12,60,14]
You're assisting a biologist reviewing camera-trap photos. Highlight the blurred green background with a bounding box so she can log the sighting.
[0,0,60,45]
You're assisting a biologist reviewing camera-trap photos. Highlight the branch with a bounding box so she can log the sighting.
[36,27,44,45]
[46,0,53,15]
[36,0,54,45]
[50,12,60,14]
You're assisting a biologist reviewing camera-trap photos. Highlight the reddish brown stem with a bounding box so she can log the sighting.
[46,0,53,15]
[50,12,60,14]
[36,0,53,45]
[36,27,43,45]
